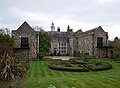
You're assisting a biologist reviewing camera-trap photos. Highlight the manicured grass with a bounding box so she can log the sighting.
[26,60,120,88]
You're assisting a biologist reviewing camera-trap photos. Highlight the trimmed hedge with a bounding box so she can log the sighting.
[48,59,112,72]
[86,63,112,71]
[48,64,89,72]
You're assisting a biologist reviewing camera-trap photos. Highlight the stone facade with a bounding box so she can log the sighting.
[48,23,110,58]
[12,21,39,60]
[12,21,111,59]
[48,24,74,56]
[70,26,109,58]
[48,31,73,55]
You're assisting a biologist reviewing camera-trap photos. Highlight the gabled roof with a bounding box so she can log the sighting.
[72,29,83,36]
[83,26,105,34]
[16,21,35,33]
[48,31,74,42]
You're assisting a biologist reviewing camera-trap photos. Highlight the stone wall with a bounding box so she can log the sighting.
[12,21,39,60]
[13,49,29,60]
[72,26,108,58]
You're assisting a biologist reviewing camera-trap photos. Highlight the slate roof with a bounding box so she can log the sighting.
[83,26,105,34]
[48,31,74,41]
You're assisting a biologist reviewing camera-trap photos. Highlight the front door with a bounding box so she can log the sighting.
[53,48,57,56]
[54,50,57,56]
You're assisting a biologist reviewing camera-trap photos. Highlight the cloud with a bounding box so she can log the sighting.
[0,0,120,40]
[99,0,113,3]
[104,25,120,40]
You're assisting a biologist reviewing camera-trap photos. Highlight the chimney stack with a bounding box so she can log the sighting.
[67,25,73,32]
[57,27,60,32]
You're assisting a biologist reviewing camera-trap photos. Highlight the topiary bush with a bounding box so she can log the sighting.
[48,59,112,72]
[48,64,89,72]
[86,62,112,71]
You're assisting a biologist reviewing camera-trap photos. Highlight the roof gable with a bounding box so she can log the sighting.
[73,29,83,36]
[16,21,35,34]
[83,26,105,34]
[96,26,105,32]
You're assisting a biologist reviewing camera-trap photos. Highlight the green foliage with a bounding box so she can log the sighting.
[48,59,112,72]
[109,37,120,58]
[86,62,112,71]
[113,52,120,59]
[0,34,14,47]
[0,54,28,82]
[0,34,14,56]
[109,37,120,49]
[39,31,51,59]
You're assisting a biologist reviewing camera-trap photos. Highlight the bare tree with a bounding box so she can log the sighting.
[0,27,11,36]
[32,26,44,31]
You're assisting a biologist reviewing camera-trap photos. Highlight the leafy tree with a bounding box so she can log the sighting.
[114,37,120,50]
[0,34,14,46]
[109,37,120,58]
[39,31,51,59]
[0,34,14,56]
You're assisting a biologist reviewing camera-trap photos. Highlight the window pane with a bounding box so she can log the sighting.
[97,37,103,47]
[21,37,29,48]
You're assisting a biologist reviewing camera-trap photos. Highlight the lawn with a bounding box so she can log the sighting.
[26,60,120,88]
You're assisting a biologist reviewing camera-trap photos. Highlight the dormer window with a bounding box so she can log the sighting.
[21,37,29,48]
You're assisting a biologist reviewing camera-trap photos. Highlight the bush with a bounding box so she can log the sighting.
[48,59,112,72]
[48,64,89,72]
[73,60,86,64]
[0,34,14,57]
[0,54,28,82]
[113,52,120,59]
[86,62,112,71]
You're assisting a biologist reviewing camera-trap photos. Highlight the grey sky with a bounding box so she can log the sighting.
[0,0,120,40]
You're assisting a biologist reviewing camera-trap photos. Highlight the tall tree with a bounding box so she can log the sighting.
[0,34,14,46]
[0,34,14,56]
[109,37,120,58]
[39,31,51,59]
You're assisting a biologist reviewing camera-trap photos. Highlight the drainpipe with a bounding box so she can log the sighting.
[37,32,39,59]
[106,33,108,57]
[92,33,94,56]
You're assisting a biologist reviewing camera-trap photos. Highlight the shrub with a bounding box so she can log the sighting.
[86,62,112,71]
[0,54,28,82]
[48,64,89,72]
[74,60,86,64]
[48,59,112,72]
[0,34,14,57]
[112,52,120,59]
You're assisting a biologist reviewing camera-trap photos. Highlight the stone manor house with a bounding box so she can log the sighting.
[12,21,113,60]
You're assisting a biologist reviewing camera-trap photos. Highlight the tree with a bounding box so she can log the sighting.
[0,27,11,35]
[0,34,14,56]
[39,31,51,59]
[109,37,120,58]
[32,26,44,31]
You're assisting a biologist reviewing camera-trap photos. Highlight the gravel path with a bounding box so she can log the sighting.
[44,56,73,60]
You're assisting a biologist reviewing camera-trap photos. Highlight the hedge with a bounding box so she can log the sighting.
[48,60,112,72]
[48,64,89,72]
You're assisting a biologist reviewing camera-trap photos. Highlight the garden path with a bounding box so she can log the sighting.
[44,56,73,60]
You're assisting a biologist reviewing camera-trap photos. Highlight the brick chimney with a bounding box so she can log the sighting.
[57,27,60,32]
[67,25,73,32]
[67,25,70,32]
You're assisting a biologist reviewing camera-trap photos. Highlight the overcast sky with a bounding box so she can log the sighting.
[0,0,120,40]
